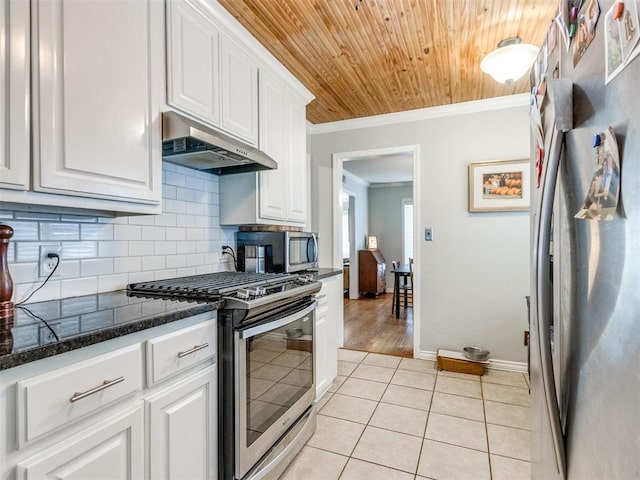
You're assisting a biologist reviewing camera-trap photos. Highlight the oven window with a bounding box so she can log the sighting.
[245,315,313,447]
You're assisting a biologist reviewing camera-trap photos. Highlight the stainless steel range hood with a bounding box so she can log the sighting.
[161,111,277,175]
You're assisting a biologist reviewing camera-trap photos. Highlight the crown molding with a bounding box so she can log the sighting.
[369,181,413,189]
[308,93,529,135]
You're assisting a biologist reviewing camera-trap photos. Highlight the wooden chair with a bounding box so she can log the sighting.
[391,260,413,315]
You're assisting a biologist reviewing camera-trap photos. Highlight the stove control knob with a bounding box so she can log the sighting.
[236,289,251,299]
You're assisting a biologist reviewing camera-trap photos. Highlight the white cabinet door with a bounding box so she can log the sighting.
[166,0,220,126]
[220,35,258,146]
[259,72,287,221]
[0,0,29,191]
[315,301,329,400]
[32,0,162,204]
[16,404,144,479]
[315,275,341,399]
[148,366,217,480]
[286,98,308,223]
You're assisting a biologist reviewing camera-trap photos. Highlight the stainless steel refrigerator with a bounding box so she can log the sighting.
[530,1,640,479]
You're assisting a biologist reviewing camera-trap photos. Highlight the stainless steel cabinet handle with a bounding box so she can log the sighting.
[177,343,209,358]
[69,377,125,403]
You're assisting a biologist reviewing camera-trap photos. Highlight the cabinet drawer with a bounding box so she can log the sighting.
[146,320,215,386]
[17,343,143,446]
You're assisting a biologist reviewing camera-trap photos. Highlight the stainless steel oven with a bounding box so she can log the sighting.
[127,272,320,480]
[234,301,316,479]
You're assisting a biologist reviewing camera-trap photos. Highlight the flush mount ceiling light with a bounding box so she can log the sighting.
[480,37,539,84]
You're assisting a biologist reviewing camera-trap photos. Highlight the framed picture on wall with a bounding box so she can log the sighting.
[468,159,530,212]
[367,236,378,249]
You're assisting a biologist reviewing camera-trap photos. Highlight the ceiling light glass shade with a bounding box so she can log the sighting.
[481,38,539,84]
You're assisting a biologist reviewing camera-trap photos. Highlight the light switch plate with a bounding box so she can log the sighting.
[425,227,433,241]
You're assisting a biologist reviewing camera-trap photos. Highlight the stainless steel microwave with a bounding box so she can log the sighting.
[236,231,319,273]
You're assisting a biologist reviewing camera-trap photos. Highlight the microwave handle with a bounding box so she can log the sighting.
[310,233,318,262]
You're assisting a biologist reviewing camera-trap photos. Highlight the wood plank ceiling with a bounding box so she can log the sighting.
[218,0,558,124]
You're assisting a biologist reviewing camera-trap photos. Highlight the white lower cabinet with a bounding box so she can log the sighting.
[1,313,217,480]
[16,404,144,480]
[148,366,217,480]
[315,275,342,400]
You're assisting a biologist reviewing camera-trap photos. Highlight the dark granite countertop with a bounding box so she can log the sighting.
[0,290,220,371]
[307,268,343,280]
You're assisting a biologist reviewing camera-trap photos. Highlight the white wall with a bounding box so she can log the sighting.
[2,162,236,303]
[368,184,413,290]
[310,97,531,362]
[341,173,368,299]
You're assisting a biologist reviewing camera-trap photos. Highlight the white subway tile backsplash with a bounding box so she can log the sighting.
[15,243,41,262]
[128,270,153,284]
[154,241,177,255]
[8,262,39,284]
[176,267,197,277]
[176,214,196,228]
[128,241,155,256]
[14,280,61,304]
[11,221,40,241]
[176,241,196,254]
[127,214,156,226]
[114,256,142,274]
[5,163,236,302]
[166,254,187,269]
[141,226,165,241]
[185,176,205,191]
[114,224,142,241]
[165,227,186,241]
[154,269,178,280]
[61,276,98,298]
[98,241,129,258]
[176,187,196,202]
[186,228,205,241]
[40,223,80,241]
[154,212,177,227]
[163,199,186,214]
[163,185,177,200]
[142,255,165,271]
[98,274,129,292]
[186,253,204,267]
[81,223,114,241]
[62,241,98,259]
[81,258,115,277]
[59,260,81,279]
[165,171,186,188]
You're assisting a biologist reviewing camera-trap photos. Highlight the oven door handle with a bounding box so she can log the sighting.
[239,301,317,339]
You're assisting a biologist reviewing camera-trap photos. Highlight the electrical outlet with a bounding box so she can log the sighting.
[39,244,62,277]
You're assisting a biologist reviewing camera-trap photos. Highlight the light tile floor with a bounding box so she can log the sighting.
[280,349,531,480]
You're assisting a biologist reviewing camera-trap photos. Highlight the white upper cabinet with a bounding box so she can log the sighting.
[219,35,259,146]
[287,98,309,223]
[0,0,29,191]
[259,73,309,224]
[30,0,163,205]
[166,0,220,126]
[167,0,258,146]
[259,72,287,220]
[219,83,310,227]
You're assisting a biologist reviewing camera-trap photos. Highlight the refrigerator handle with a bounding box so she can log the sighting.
[534,128,567,479]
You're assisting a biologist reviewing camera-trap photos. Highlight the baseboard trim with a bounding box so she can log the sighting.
[415,349,528,373]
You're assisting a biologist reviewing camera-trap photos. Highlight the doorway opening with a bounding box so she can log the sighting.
[332,145,421,357]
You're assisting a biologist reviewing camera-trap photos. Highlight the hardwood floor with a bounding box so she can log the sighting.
[342,293,413,357]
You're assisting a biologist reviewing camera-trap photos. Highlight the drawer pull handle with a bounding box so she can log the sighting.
[177,343,209,358]
[69,377,125,403]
